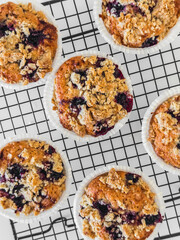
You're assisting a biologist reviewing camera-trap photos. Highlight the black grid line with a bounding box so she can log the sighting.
[0,0,180,239]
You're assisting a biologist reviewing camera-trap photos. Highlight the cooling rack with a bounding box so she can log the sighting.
[0,0,180,239]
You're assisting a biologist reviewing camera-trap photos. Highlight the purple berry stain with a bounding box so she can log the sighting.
[106,225,123,240]
[74,69,87,86]
[95,57,106,68]
[0,22,14,38]
[46,146,56,155]
[70,97,86,115]
[94,121,114,137]
[114,64,124,79]
[177,143,180,149]
[126,173,140,184]
[167,110,180,123]
[142,36,158,48]
[93,200,110,218]
[24,30,46,47]
[8,164,27,180]
[145,211,163,225]
[115,92,133,112]
[106,0,125,17]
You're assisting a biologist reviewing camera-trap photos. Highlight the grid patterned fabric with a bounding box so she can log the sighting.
[0,0,180,239]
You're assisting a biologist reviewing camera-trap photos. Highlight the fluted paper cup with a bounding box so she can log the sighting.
[0,0,62,90]
[142,87,180,175]
[93,0,180,55]
[73,165,165,240]
[0,134,72,223]
[44,50,133,142]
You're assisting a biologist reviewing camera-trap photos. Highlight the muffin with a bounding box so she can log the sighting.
[0,2,58,85]
[79,168,162,240]
[0,140,66,216]
[149,95,180,169]
[53,55,133,137]
[100,0,180,48]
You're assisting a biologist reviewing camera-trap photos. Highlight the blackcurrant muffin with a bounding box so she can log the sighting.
[53,55,133,137]
[0,140,66,216]
[149,95,180,169]
[79,168,163,240]
[0,2,58,85]
[100,0,180,48]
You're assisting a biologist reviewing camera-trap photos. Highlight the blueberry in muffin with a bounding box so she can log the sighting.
[0,140,66,216]
[53,55,133,137]
[79,168,163,240]
[100,0,180,48]
[0,2,58,85]
[149,95,180,169]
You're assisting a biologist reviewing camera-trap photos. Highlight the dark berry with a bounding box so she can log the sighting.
[24,30,46,47]
[12,184,24,194]
[0,23,9,38]
[74,69,87,86]
[106,225,123,239]
[130,4,145,16]
[0,189,10,198]
[106,0,125,17]
[70,97,86,115]
[115,92,133,112]
[13,195,25,212]
[94,121,114,137]
[167,110,180,123]
[142,36,158,48]
[46,146,56,155]
[93,200,110,218]
[123,211,139,224]
[114,65,124,79]
[145,212,163,225]
[8,164,27,180]
[95,57,106,68]
[0,150,3,159]
[43,161,53,169]
[49,170,63,181]
[0,175,6,183]
[126,173,140,184]
[37,168,47,181]
[177,143,180,149]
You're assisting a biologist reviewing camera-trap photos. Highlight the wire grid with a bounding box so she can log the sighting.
[0,0,180,239]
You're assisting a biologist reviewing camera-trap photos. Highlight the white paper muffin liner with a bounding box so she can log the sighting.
[93,0,180,55]
[73,165,165,240]
[142,87,180,175]
[0,0,62,90]
[0,134,72,223]
[44,50,133,142]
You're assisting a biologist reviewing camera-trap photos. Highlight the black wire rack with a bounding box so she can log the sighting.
[0,0,180,239]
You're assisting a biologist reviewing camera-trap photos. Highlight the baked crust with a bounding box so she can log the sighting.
[79,168,162,240]
[0,2,58,85]
[54,55,133,137]
[0,140,66,216]
[149,95,180,168]
[100,0,180,48]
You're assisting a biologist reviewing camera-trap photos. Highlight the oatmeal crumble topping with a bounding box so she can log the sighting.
[79,168,162,240]
[54,55,133,137]
[149,95,180,168]
[0,140,66,216]
[100,0,180,48]
[0,2,58,85]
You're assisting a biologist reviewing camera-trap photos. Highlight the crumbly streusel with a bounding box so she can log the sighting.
[149,95,180,168]
[79,168,162,240]
[53,55,133,137]
[0,2,58,85]
[0,140,66,216]
[100,0,180,48]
